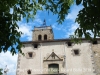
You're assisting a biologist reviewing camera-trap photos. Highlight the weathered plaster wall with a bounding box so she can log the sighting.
[16,41,95,75]
[92,41,100,75]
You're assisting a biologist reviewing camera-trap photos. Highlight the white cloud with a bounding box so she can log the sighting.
[66,5,83,21]
[64,4,83,38]
[16,14,44,41]
[34,18,43,24]
[52,23,64,31]
[17,22,32,41]
[0,51,18,75]
[65,23,79,37]
[34,15,43,25]
[51,5,83,39]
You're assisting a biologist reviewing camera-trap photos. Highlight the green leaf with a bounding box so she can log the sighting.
[0,68,3,75]
[76,0,82,5]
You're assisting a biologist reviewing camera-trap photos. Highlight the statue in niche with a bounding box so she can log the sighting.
[4,65,9,75]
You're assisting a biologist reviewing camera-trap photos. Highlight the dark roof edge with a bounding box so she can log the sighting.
[34,26,52,28]
[21,38,100,44]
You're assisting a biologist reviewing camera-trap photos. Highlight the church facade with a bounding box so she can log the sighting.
[16,24,100,75]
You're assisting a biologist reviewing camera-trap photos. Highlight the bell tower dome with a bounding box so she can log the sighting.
[32,20,54,41]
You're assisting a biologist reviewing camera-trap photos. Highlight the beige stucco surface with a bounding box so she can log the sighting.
[92,42,100,75]
[16,41,96,75]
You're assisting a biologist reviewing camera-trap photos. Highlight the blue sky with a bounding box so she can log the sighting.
[18,4,83,41]
[0,4,83,75]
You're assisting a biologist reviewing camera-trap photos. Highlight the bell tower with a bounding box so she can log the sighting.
[32,20,54,41]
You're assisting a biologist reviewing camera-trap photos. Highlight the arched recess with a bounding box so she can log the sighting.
[48,64,59,74]
[44,34,47,40]
[38,35,42,40]
[27,70,31,74]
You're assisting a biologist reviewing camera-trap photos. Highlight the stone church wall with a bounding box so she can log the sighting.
[92,40,100,75]
[16,41,96,75]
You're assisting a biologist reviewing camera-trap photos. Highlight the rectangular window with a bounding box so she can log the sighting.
[68,42,72,46]
[34,44,38,48]
[92,40,98,44]
[28,52,33,57]
[74,50,79,55]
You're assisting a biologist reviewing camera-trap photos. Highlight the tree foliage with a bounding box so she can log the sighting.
[74,0,100,41]
[0,69,3,75]
[1,0,100,55]
[0,0,73,55]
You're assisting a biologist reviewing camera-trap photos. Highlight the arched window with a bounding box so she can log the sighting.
[48,64,59,74]
[44,34,47,40]
[38,35,42,40]
[27,70,31,74]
